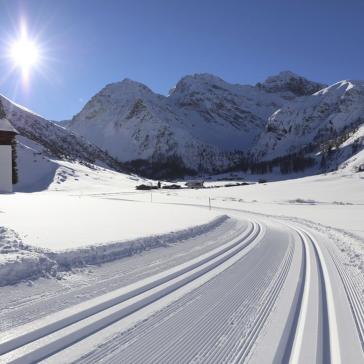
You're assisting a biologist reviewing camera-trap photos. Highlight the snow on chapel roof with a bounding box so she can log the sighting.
[0,118,18,134]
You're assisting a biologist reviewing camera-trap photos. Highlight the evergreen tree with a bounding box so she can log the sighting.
[0,99,6,119]
[11,138,18,184]
[320,153,327,169]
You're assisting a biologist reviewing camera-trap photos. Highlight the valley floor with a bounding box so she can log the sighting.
[0,168,363,363]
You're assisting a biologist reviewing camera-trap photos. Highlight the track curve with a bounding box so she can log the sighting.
[1,196,363,363]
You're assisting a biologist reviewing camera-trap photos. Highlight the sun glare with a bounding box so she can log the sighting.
[10,38,39,71]
[6,21,43,84]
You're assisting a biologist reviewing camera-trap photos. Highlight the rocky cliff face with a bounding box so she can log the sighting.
[257,70,326,98]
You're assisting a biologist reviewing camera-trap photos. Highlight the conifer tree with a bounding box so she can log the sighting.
[11,138,18,184]
[0,99,6,119]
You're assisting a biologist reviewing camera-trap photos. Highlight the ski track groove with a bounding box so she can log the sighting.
[135,253,272,364]
[308,231,331,364]
[230,245,293,364]
[285,226,338,364]
[279,228,307,364]
[330,249,364,350]
[76,228,267,363]
[190,244,293,364]
[74,226,292,364]
[0,219,247,332]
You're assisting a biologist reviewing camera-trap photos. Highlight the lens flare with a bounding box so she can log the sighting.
[6,21,43,85]
[10,38,39,70]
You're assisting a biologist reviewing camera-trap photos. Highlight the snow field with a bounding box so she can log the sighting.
[0,191,221,250]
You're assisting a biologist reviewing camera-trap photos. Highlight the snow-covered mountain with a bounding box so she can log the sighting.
[70,72,327,174]
[68,70,363,176]
[168,73,286,151]
[254,80,364,160]
[68,79,225,174]
[3,70,363,183]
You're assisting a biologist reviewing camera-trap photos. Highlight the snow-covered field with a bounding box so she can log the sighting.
[0,192,220,250]
[160,170,364,239]
[0,162,363,363]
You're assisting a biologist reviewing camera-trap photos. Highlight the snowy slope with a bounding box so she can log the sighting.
[13,138,140,193]
[1,94,127,176]
[254,80,364,160]
[15,137,59,192]
[0,94,134,191]
[335,123,364,172]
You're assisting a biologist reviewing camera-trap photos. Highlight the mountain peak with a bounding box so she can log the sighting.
[107,78,153,93]
[170,73,228,96]
[266,70,302,81]
[93,78,158,104]
[259,70,325,97]
[181,73,225,83]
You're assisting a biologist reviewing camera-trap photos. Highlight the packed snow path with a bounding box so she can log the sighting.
[0,215,363,363]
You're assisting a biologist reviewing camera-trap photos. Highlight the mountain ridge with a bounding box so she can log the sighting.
[67,70,363,176]
[1,70,363,182]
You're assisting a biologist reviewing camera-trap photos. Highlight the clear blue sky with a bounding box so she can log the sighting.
[0,0,363,121]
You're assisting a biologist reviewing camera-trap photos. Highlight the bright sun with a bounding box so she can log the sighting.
[6,21,44,84]
[10,37,39,71]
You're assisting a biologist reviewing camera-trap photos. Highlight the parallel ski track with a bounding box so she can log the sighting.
[0,218,247,333]
[74,228,293,364]
[330,249,364,351]
[223,240,293,364]
[284,226,338,364]
[0,222,262,363]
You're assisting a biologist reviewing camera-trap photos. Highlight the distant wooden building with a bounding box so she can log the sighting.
[185,180,204,189]
[0,118,18,193]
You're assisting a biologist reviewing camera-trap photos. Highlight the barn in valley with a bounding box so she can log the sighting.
[0,117,18,193]
[185,180,204,189]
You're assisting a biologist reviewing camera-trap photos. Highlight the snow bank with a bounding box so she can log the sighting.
[0,227,56,286]
[50,215,229,267]
[0,215,228,286]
